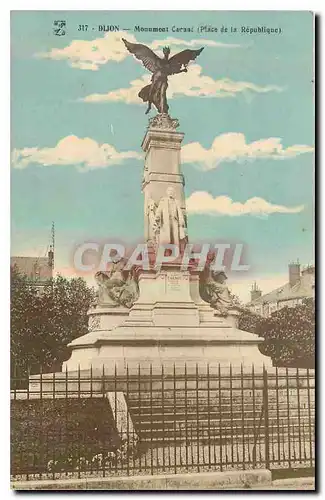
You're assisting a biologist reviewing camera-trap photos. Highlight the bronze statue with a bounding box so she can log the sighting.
[122,39,204,114]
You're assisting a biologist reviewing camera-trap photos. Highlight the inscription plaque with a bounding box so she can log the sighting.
[167,272,184,292]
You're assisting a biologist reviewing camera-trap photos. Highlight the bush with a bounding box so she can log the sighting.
[238,298,315,368]
[11,398,120,475]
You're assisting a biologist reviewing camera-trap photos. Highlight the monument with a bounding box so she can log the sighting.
[63,40,272,374]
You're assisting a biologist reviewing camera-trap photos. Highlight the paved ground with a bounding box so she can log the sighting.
[248,477,315,490]
[12,474,315,491]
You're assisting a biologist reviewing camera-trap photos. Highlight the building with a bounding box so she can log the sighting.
[247,262,315,317]
[11,250,54,293]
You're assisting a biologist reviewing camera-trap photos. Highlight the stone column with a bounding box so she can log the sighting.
[125,115,200,327]
[142,115,187,242]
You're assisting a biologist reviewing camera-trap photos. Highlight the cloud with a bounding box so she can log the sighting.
[11,135,142,171]
[83,64,282,103]
[83,74,149,103]
[36,32,240,71]
[149,37,241,50]
[186,192,304,216]
[84,74,152,104]
[181,133,314,169]
[12,132,312,173]
[36,31,136,70]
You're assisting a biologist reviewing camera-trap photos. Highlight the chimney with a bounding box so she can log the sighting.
[289,260,300,287]
[250,282,262,302]
[301,264,315,276]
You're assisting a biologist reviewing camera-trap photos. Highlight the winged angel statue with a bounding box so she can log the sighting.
[122,39,204,114]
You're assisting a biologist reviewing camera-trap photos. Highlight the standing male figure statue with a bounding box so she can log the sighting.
[154,186,187,247]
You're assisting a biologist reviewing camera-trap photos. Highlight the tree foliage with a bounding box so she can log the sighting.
[11,266,96,374]
[238,298,315,368]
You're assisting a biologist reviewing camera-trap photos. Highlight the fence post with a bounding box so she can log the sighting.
[263,366,270,470]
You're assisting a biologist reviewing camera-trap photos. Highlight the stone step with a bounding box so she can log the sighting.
[127,400,312,421]
[131,417,311,428]
[126,392,313,404]
[127,400,311,411]
[127,404,311,418]
[135,421,309,435]
[135,426,309,443]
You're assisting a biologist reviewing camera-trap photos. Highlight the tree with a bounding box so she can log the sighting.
[11,266,44,375]
[11,267,96,374]
[238,299,315,368]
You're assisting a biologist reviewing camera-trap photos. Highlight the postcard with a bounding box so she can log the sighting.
[11,11,315,491]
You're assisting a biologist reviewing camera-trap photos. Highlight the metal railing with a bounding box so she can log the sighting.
[11,364,315,481]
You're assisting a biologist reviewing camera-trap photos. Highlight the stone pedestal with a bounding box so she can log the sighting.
[63,326,272,375]
[88,305,129,331]
[142,118,185,206]
[62,116,272,374]
[63,262,271,373]
[142,116,187,244]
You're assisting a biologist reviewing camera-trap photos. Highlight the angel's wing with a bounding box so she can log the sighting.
[122,38,162,73]
[168,47,204,75]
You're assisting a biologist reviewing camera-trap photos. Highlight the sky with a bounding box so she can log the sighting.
[11,11,314,302]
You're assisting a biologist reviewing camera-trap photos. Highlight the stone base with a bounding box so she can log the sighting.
[88,305,129,331]
[63,324,272,374]
[63,265,272,374]
[59,121,271,378]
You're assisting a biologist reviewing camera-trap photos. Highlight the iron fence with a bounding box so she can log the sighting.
[11,364,315,481]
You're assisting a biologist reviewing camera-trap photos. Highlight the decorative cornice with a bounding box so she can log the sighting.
[148,113,180,130]
[142,129,184,152]
[144,172,184,184]
[87,337,265,348]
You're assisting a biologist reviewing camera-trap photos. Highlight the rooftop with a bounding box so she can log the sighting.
[248,265,315,306]
[11,256,52,281]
